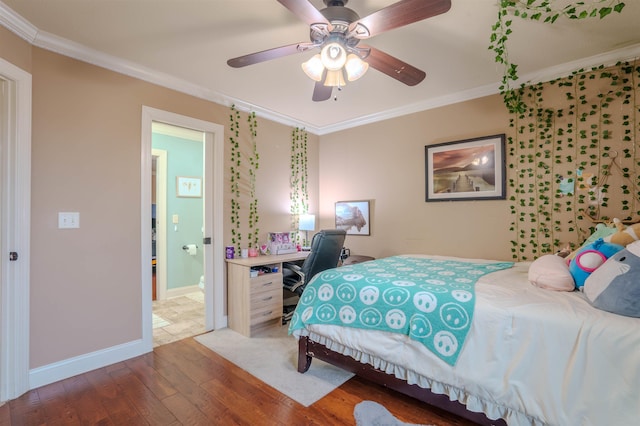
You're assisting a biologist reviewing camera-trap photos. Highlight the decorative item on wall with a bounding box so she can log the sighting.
[176,176,202,198]
[229,104,260,252]
[425,134,506,202]
[290,127,310,246]
[335,200,370,236]
[507,60,640,261]
[489,0,626,113]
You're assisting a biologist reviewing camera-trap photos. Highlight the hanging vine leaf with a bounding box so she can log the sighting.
[489,0,626,113]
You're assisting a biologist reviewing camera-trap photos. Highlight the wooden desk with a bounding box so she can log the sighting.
[226,252,308,337]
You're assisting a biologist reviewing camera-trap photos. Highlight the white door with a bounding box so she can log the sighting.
[141,107,225,351]
[0,58,32,402]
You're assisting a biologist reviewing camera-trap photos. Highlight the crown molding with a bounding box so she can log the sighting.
[1,2,639,136]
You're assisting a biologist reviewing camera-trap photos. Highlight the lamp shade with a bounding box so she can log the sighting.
[299,214,316,231]
[345,54,369,81]
[301,54,324,82]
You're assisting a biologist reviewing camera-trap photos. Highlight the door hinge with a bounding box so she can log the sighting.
[9,252,18,261]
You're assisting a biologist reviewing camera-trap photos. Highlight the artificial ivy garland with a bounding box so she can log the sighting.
[228,105,260,252]
[490,0,626,114]
[290,127,309,246]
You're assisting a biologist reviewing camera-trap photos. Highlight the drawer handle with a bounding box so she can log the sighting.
[263,311,273,316]
[262,281,273,287]
[262,296,273,301]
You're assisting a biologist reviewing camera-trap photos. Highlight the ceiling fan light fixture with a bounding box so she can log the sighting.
[344,54,368,81]
[320,42,347,71]
[323,69,346,87]
[301,54,325,81]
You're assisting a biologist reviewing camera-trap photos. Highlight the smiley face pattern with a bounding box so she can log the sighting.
[288,256,513,366]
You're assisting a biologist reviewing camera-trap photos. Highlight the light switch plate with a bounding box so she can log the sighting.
[58,212,80,229]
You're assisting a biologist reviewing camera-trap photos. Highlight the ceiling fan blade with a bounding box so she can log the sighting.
[227,42,310,68]
[277,0,329,26]
[312,81,333,102]
[363,45,426,86]
[352,0,451,38]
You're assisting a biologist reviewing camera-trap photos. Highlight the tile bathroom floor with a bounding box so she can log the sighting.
[152,291,206,347]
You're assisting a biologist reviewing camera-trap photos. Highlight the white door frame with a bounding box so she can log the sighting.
[141,106,225,350]
[151,149,167,301]
[0,58,31,402]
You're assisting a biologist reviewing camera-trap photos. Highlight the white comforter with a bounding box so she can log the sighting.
[291,255,640,425]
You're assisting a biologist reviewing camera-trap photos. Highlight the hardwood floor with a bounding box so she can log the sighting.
[0,336,477,426]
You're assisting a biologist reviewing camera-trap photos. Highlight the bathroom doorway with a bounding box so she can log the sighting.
[141,106,225,352]
[151,125,205,347]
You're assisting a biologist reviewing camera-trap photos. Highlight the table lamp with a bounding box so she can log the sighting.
[299,214,316,251]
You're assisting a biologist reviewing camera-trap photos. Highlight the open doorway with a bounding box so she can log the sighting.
[141,107,225,353]
[151,125,206,347]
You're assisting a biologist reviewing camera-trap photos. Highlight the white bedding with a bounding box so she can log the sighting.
[291,255,640,425]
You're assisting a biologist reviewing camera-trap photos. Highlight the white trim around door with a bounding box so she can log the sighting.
[141,106,226,351]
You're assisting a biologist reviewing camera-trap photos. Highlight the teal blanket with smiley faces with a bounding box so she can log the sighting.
[288,256,513,366]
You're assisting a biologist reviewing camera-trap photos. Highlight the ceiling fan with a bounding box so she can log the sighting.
[227,0,452,101]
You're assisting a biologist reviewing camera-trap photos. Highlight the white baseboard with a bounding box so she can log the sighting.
[29,339,148,390]
[164,284,201,299]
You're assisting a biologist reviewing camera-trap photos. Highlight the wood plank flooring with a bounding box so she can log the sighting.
[0,336,477,425]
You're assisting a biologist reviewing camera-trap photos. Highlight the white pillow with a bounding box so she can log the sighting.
[528,254,575,291]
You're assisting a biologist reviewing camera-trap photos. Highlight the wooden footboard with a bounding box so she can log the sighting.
[298,335,506,426]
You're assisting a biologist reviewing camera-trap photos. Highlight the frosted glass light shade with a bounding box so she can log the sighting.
[345,54,369,81]
[301,54,324,82]
[323,69,346,87]
[299,214,316,231]
[320,42,347,71]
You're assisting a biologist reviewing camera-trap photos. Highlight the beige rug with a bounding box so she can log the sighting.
[194,325,354,407]
[354,401,432,426]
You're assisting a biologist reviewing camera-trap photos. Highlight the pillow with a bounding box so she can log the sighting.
[583,240,640,317]
[528,254,575,291]
[568,238,624,289]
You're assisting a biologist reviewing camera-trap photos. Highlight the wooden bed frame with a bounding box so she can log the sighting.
[297,335,507,426]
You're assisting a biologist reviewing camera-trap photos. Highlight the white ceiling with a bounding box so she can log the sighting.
[1,0,639,134]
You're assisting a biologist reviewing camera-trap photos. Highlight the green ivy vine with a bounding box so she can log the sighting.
[247,111,260,249]
[228,105,260,252]
[490,0,626,114]
[229,105,241,251]
[508,60,640,261]
[290,127,309,246]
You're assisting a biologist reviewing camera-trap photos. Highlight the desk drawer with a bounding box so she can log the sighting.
[250,273,282,295]
[250,298,281,325]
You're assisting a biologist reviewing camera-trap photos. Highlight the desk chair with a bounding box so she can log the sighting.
[282,229,346,320]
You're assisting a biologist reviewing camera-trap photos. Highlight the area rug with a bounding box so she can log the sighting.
[194,326,354,407]
[354,401,432,426]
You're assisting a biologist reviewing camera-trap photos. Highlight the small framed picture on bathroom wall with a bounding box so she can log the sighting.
[176,176,202,198]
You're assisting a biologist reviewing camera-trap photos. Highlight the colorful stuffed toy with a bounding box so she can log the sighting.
[603,218,640,247]
[584,240,640,317]
[569,238,624,289]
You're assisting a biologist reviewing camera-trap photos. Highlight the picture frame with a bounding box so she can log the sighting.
[425,134,506,202]
[176,176,202,198]
[335,200,370,236]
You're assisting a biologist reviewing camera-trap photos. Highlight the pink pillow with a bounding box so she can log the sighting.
[528,255,575,291]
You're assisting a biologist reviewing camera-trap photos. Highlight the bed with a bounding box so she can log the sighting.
[288,254,640,425]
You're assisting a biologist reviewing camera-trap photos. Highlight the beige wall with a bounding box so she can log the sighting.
[319,95,512,261]
[24,44,316,368]
[0,23,508,373]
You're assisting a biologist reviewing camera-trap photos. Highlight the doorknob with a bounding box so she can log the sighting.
[9,252,18,261]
